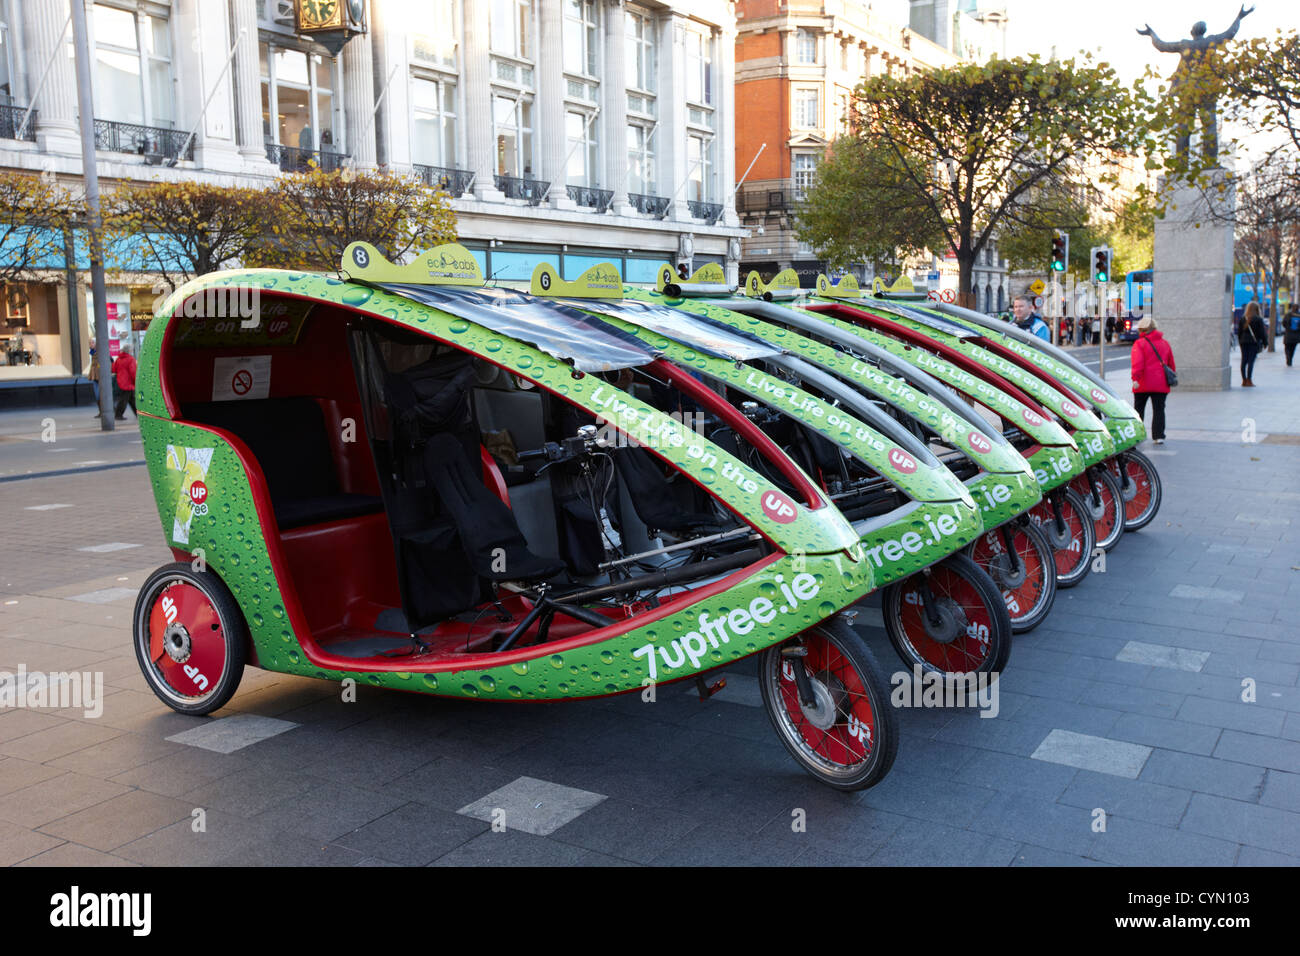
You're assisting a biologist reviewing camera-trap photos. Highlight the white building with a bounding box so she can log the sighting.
[0,0,744,403]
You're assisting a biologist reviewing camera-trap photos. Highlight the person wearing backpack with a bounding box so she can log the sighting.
[1283,303,1300,367]
[1130,316,1176,445]
[1237,301,1267,386]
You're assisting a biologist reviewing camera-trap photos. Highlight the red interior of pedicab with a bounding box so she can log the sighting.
[154,290,826,677]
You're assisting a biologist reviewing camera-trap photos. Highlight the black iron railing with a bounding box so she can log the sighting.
[687,199,724,225]
[494,173,548,205]
[629,192,671,218]
[0,104,37,142]
[566,184,614,213]
[265,143,348,173]
[413,164,475,197]
[94,119,193,161]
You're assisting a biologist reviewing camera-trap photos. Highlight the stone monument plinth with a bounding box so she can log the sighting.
[1152,171,1234,391]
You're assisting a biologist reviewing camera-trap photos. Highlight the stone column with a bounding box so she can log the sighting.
[23,0,81,154]
[229,0,268,164]
[175,0,244,173]
[342,18,377,166]
[537,0,576,209]
[602,0,631,215]
[462,0,504,200]
[717,16,738,228]
[659,13,689,223]
[1152,172,1234,390]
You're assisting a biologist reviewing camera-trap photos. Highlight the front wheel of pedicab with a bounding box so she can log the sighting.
[1030,487,1096,589]
[1076,468,1125,553]
[881,553,1012,676]
[1109,450,1162,532]
[133,563,248,716]
[967,518,1057,634]
[759,617,899,792]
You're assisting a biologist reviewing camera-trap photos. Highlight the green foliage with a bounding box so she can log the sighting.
[798,56,1152,295]
[0,171,77,287]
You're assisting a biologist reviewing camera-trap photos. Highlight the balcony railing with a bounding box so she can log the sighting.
[737,182,797,215]
[94,119,193,162]
[566,184,614,213]
[494,173,548,205]
[629,192,670,218]
[687,199,724,225]
[414,163,475,197]
[0,104,37,143]
[265,143,348,173]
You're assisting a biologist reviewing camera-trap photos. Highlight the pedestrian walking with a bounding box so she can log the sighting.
[112,345,138,420]
[1011,294,1050,342]
[1283,302,1300,368]
[1105,314,1117,344]
[87,339,100,407]
[1130,316,1175,445]
[1238,301,1267,386]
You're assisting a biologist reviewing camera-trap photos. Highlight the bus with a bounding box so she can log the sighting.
[1118,269,1152,341]
[1233,273,1272,322]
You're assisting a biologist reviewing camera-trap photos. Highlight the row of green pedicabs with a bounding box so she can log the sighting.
[130,245,1161,791]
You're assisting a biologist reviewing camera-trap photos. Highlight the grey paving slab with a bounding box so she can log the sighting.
[1214,730,1300,774]
[863,817,1020,867]
[1010,843,1112,866]
[165,714,300,754]
[967,790,1097,856]
[180,765,321,817]
[0,771,133,828]
[1140,749,1266,802]
[1116,641,1209,672]
[0,755,68,796]
[1169,584,1244,602]
[855,768,999,828]
[1235,846,1300,866]
[15,842,139,867]
[1030,729,1151,779]
[1076,680,1184,719]
[1177,696,1286,737]
[953,749,1078,800]
[109,745,257,797]
[0,818,65,866]
[335,801,486,865]
[37,789,194,852]
[1180,792,1300,853]
[1090,815,1240,866]
[1109,712,1222,756]
[251,780,409,843]
[1260,770,1300,813]
[548,797,703,864]
[430,828,631,866]
[648,821,808,866]
[1056,770,1193,828]
[458,776,607,837]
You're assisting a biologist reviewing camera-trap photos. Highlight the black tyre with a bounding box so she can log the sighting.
[1082,468,1126,552]
[967,518,1057,633]
[1030,486,1096,589]
[759,616,899,791]
[133,563,248,716]
[1111,449,1163,532]
[881,552,1012,676]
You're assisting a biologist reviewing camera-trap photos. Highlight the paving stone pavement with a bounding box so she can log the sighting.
[0,379,1298,866]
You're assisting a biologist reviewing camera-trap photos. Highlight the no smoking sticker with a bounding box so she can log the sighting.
[212,356,271,401]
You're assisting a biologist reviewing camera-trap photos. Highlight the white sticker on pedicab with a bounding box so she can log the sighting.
[212,355,271,401]
[165,445,214,545]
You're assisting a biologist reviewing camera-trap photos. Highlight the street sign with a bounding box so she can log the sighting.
[1030,279,1046,295]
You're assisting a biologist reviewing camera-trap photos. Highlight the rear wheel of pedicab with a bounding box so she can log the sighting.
[967,518,1056,634]
[1072,468,1125,553]
[1030,487,1096,589]
[1109,450,1162,532]
[759,617,898,791]
[881,553,1012,676]
[133,563,248,716]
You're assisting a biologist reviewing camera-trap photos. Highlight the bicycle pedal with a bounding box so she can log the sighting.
[695,676,726,701]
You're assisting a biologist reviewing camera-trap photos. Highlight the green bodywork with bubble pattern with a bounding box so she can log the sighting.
[136,269,877,701]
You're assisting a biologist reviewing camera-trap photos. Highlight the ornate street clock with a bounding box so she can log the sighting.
[294,0,365,54]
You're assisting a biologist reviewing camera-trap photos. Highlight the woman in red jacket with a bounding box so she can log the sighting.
[112,345,138,420]
[1130,316,1175,445]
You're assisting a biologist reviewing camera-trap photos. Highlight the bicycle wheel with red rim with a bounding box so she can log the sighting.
[967,518,1057,633]
[1074,468,1124,552]
[1027,487,1096,588]
[759,617,898,791]
[1109,449,1162,531]
[882,552,1011,675]
[133,563,248,715]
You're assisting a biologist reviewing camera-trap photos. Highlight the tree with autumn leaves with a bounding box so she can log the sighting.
[104,166,458,289]
[797,57,1155,302]
[0,172,79,289]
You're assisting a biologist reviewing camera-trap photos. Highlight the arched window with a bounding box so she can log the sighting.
[996,285,1004,312]
[984,284,992,313]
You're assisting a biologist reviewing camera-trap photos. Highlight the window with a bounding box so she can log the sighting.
[411,76,456,168]
[793,152,820,198]
[563,0,598,78]
[685,30,712,106]
[492,0,532,60]
[0,10,11,106]
[626,8,656,94]
[626,123,655,194]
[91,2,174,127]
[412,0,457,69]
[261,43,340,153]
[795,29,818,65]
[687,133,713,202]
[494,94,533,177]
[566,109,598,185]
[794,87,819,128]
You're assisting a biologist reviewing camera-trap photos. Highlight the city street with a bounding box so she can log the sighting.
[1,354,1297,867]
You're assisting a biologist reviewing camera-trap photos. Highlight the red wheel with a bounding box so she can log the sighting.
[759,617,898,791]
[1027,487,1095,588]
[1108,450,1162,531]
[882,553,1011,675]
[133,563,247,715]
[967,519,1057,633]
[1072,469,1124,552]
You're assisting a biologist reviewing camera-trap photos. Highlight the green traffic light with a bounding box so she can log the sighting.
[1096,271,1107,282]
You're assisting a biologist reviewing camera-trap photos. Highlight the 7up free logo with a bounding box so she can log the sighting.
[888,448,917,474]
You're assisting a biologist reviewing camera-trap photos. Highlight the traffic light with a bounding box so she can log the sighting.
[1091,246,1111,283]
[1050,231,1068,273]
